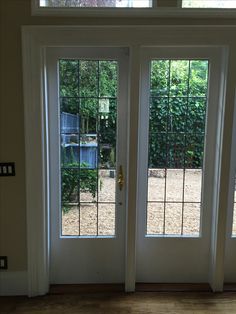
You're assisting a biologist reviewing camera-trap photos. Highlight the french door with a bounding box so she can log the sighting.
[224,96,236,284]
[136,47,223,283]
[46,45,224,286]
[47,47,128,284]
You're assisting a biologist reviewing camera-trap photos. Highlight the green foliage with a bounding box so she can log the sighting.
[61,147,97,213]
[62,162,97,213]
[149,59,208,169]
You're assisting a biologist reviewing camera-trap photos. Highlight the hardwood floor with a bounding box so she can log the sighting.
[1,291,236,313]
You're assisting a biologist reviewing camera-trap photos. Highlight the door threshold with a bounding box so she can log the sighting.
[50,284,125,294]
[136,283,211,292]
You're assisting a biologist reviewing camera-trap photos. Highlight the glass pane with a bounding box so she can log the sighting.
[60,97,79,115]
[80,61,98,97]
[150,60,169,97]
[149,98,168,132]
[98,204,115,236]
[80,169,98,202]
[165,203,182,235]
[182,0,236,8]
[40,0,152,8]
[61,168,79,204]
[168,98,187,133]
[148,169,165,202]
[183,203,201,236]
[147,203,164,235]
[167,133,185,168]
[184,169,202,202]
[62,205,79,236]
[170,60,189,97]
[59,60,79,97]
[99,61,118,97]
[80,204,97,236]
[80,98,97,133]
[189,60,209,97]
[59,59,118,237]
[166,169,183,202]
[149,134,167,168]
[147,59,208,237]
[98,170,116,202]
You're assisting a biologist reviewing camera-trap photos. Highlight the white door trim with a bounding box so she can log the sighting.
[22,25,232,296]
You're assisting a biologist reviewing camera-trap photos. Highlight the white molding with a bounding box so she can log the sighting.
[0,271,28,296]
[22,29,49,297]
[31,0,236,18]
[209,48,229,292]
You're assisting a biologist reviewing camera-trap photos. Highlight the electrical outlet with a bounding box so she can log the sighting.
[0,256,8,270]
[0,163,15,176]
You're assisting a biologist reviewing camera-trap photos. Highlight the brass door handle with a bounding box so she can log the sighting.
[118,165,124,191]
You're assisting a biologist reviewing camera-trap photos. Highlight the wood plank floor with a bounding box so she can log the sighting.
[1,292,236,314]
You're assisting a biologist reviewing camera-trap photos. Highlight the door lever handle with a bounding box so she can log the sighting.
[118,165,124,191]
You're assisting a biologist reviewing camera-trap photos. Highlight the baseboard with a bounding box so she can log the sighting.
[136,283,211,292]
[50,283,125,294]
[224,283,236,291]
[0,271,28,296]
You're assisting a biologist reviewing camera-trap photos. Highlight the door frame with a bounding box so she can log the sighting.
[22,25,230,296]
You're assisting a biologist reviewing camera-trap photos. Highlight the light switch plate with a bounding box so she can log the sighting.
[0,256,8,270]
[0,163,15,176]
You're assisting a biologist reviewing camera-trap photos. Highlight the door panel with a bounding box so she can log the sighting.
[47,48,128,284]
[224,98,236,284]
[137,47,223,283]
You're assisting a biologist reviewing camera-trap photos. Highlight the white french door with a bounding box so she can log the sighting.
[224,94,236,284]
[47,47,128,284]
[136,47,223,283]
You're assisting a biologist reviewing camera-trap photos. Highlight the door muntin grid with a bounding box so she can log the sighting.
[147,59,209,237]
[59,59,118,237]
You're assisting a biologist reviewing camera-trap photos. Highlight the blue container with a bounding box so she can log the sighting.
[64,143,98,169]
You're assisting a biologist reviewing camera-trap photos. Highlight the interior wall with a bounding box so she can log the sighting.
[1,0,236,272]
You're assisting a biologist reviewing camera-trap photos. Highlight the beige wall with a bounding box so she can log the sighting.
[1,0,236,272]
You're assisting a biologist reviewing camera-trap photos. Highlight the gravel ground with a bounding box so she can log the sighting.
[62,169,236,236]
